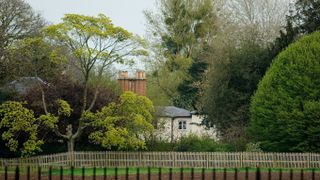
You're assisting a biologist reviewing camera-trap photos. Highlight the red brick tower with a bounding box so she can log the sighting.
[118,70,147,96]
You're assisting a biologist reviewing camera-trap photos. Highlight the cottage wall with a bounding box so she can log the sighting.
[154,116,217,142]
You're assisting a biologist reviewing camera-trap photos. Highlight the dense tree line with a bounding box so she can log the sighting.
[146,0,320,152]
[1,0,320,156]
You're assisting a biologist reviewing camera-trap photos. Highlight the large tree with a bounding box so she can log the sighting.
[248,31,320,152]
[202,0,291,149]
[0,0,45,84]
[5,13,148,154]
[145,0,217,110]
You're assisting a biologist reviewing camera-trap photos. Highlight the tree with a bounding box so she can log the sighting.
[223,0,291,43]
[7,37,66,82]
[89,92,154,150]
[0,91,154,156]
[202,0,291,148]
[33,13,147,153]
[0,0,45,84]
[0,101,43,156]
[203,38,272,150]
[293,0,320,34]
[145,0,217,110]
[19,75,119,150]
[248,31,320,152]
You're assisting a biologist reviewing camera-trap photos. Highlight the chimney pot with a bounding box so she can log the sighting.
[119,71,128,79]
[136,70,146,79]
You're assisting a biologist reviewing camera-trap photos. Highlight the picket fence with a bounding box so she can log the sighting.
[0,152,320,169]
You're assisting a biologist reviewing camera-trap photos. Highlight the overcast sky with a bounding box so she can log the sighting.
[25,0,156,36]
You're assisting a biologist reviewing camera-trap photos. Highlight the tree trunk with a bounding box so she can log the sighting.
[67,138,74,153]
[67,138,75,166]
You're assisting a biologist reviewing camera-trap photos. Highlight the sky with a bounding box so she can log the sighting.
[24,0,157,71]
[25,0,156,36]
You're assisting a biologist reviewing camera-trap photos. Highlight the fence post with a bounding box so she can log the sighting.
[60,166,63,180]
[172,152,176,167]
[139,152,142,167]
[38,166,41,180]
[240,153,244,168]
[206,153,209,169]
[245,167,249,180]
[4,166,8,180]
[48,166,52,180]
[15,166,20,180]
[212,168,216,180]
[27,166,30,180]
[158,167,162,180]
[104,151,108,167]
[256,167,261,180]
[307,153,311,168]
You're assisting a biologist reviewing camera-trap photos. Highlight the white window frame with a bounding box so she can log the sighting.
[178,120,187,130]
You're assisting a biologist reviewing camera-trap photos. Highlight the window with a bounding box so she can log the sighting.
[178,121,187,130]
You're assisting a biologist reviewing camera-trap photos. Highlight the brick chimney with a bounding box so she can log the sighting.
[117,70,147,96]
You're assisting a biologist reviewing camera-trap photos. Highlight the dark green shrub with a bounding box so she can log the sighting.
[174,134,229,152]
[248,31,320,152]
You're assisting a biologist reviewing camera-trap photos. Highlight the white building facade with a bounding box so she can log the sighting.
[154,106,217,142]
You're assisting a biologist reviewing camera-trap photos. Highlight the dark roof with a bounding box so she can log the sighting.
[155,106,191,118]
[7,77,47,94]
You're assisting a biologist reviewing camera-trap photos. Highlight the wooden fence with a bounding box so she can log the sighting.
[0,152,320,169]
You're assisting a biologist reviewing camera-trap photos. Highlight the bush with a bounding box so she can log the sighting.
[146,134,230,152]
[174,134,229,152]
[248,31,320,152]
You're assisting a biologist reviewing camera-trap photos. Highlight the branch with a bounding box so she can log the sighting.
[72,125,85,139]
[40,88,49,114]
[87,89,99,112]
[53,128,68,139]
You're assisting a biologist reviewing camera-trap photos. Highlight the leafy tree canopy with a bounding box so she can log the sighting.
[145,0,216,110]
[0,0,45,84]
[0,101,43,156]
[89,91,154,150]
[248,31,320,152]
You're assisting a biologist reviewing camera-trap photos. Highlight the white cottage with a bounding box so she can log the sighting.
[154,106,217,142]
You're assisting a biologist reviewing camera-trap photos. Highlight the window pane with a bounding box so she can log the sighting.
[178,121,182,129]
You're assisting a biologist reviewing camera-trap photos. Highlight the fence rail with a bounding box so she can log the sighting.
[1,152,320,168]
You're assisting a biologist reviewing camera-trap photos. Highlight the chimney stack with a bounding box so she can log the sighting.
[117,70,147,96]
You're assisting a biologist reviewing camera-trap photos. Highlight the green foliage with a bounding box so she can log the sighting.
[7,37,66,82]
[245,142,263,152]
[38,114,59,129]
[44,13,146,77]
[0,0,45,85]
[146,134,230,152]
[0,101,43,156]
[249,31,320,152]
[145,0,216,110]
[293,0,320,34]
[204,40,272,135]
[89,92,154,150]
[174,134,228,152]
[145,138,174,151]
[56,99,72,117]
